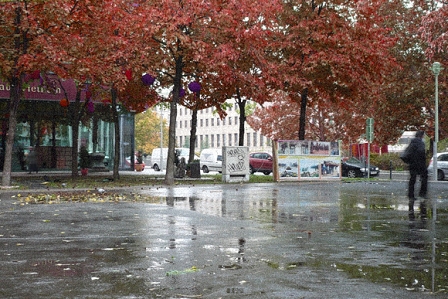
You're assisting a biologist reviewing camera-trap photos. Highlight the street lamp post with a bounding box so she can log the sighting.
[431,62,443,181]
[159,105,164,171]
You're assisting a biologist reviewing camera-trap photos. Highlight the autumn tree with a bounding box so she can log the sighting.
[33,0,160,179]
[367,0,440,147]
[135,109,168,155]
[249,0,397,148]
[0,0,53,186]
[420,1,448,140]
[125,0,283,184]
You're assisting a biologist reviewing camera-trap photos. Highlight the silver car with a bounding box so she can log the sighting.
[427,152,448,181]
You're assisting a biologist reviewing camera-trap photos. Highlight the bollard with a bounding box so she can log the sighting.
[389,160,392,180]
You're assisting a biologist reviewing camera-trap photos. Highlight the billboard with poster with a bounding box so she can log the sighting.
[278,140,341,180]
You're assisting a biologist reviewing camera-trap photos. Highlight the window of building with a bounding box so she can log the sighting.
[211,134,214,147]
[217,118,220,126]
[179,109,182,116]
[234,133,238,145]
[217,134,220,147]
[211,118,214,126]
[179,136,182,147]
[223,134,226,146]
[185,120,187,128]
[228,133,232,146]
[200,119,203,127]
[180,121,182,128]
[229,117,232,125]
[223,118,226,125]
[253,132,257,147]
[206,119,209,127]
[260,135,264,146]
[235,116,238,124]
[247,133,251,146]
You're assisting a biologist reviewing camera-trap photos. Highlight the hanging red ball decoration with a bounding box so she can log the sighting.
[188,81,201,93]
[59,98,69,107]
[141,73,155,86]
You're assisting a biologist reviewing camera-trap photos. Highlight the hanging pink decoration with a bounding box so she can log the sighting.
[188,81,201,93]
[141,73,155,86]
[87,101,95,113]
[179,88,185,98]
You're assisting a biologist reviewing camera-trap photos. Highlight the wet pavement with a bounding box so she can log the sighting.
[0,178,447,298]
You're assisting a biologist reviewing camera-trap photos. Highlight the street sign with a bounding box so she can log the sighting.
[366,118,374,142]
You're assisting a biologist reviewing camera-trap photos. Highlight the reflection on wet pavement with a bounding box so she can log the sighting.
[140,183,448,296]
[0,181,447,298]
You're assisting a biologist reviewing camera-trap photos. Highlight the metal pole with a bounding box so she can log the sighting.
[431,62,443,181]
[160,106,163,171]
[433,72,438,181]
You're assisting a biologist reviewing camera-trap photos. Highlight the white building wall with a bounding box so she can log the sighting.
[172,101,272,154]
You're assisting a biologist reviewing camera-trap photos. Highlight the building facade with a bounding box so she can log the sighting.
[0,78,135,171]
[173,101,272,154]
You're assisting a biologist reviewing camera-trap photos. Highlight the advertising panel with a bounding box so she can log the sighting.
[278,140,341,180]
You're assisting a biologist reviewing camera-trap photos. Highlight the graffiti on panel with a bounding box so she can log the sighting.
[226,147,247,174]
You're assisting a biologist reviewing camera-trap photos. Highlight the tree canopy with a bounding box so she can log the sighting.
[1,0,447,184]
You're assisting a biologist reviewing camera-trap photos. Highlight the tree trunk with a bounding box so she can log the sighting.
[111,87,120,180]
[92,113,98,153]
[70,90,82,176]
[51,120,57,168]
[298,88,308,140]
[2,7,26,186]
[165,55,183,185]
[236,88,246,146]
[189,108,198,163]
[2,77,21,186]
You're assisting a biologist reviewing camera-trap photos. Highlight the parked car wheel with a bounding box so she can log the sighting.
[153,164,160,171]
[202,165,209,173]
[347,169,357,178]
[250,165,255,174]
[263,171,271,175]
[438,169,445,181]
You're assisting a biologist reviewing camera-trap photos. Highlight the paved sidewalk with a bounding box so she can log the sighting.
[0,180,447,298]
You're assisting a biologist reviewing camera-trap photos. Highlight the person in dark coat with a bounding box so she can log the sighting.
[406,130,428,218]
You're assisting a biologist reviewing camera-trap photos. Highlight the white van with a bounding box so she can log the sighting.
[151,147,193,171]
[200,148,222,173]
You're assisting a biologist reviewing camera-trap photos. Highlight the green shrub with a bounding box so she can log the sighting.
[370,153,407,171]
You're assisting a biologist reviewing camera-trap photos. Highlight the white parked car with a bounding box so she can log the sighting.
[427,152,448,181]
[151,147,195,171]
[200,148,222,173]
